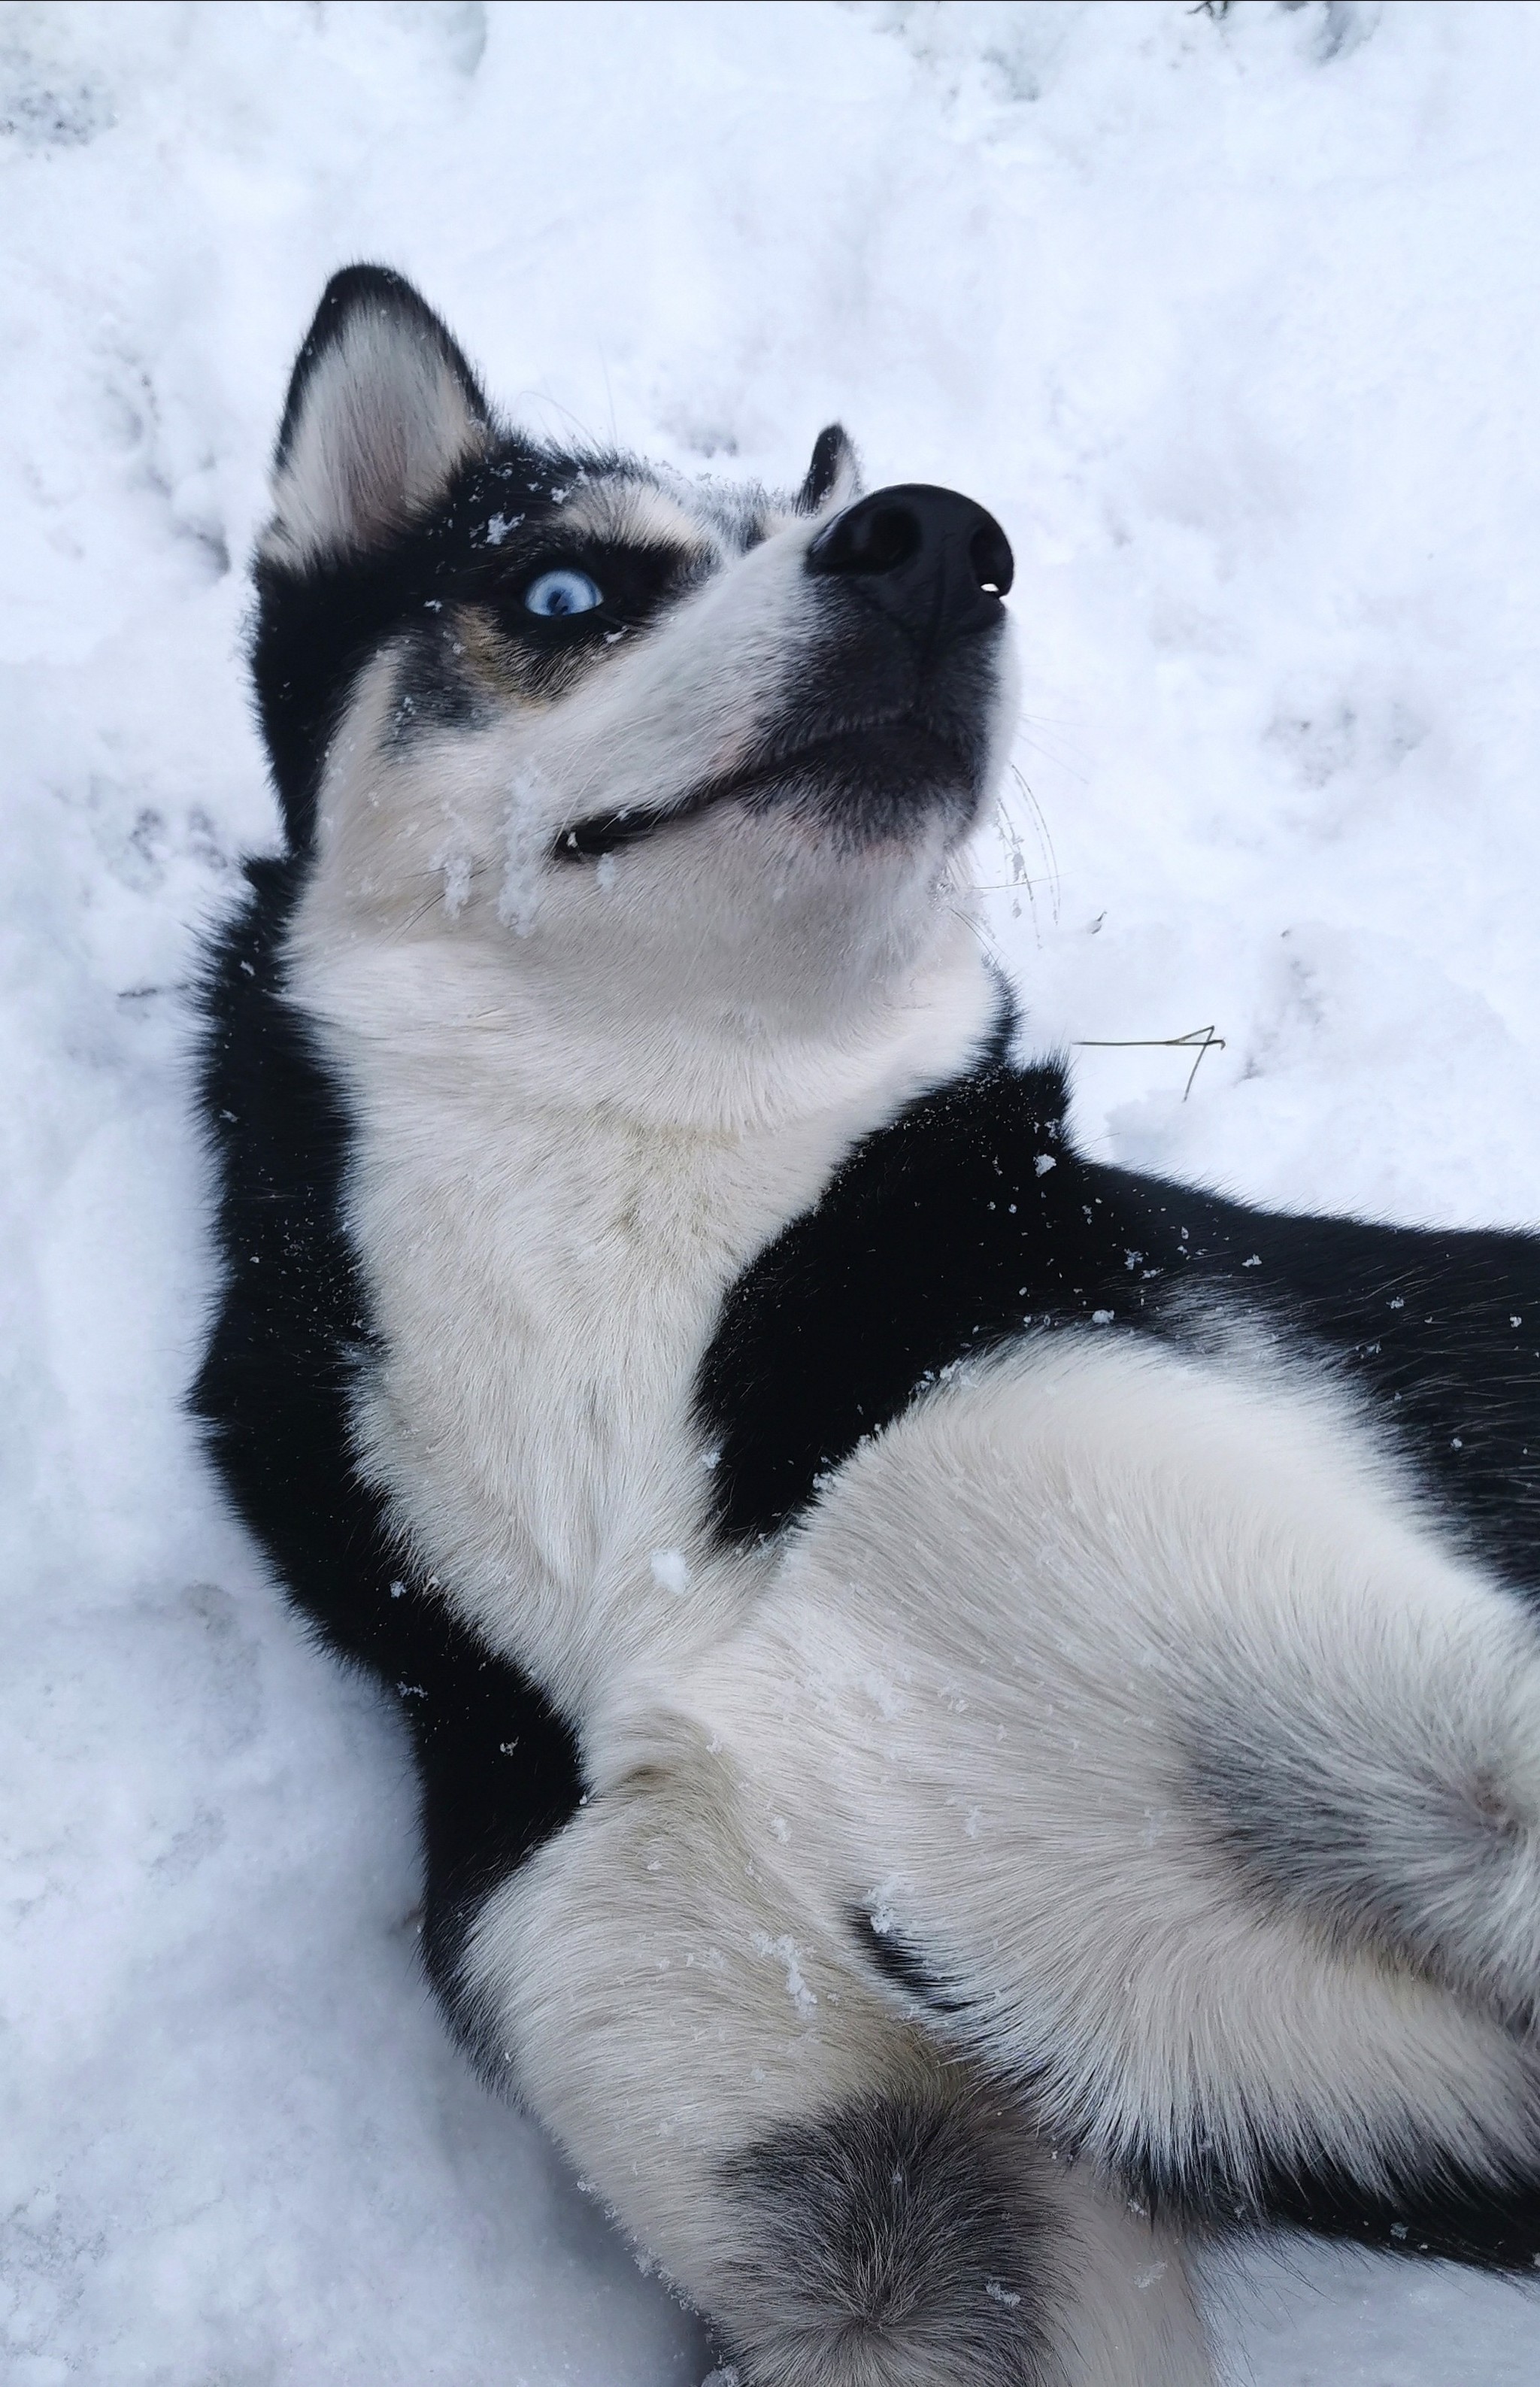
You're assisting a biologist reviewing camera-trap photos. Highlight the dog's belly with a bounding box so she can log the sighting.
[598,1331,1540,2200]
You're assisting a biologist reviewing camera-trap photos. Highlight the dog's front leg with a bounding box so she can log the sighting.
[453,1720,1211,2387]
[674,1336,1540,2271]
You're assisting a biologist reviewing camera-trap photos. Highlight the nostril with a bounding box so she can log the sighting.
[969,521,1013,599]
[810,499,922,578]
[847,502,922,576]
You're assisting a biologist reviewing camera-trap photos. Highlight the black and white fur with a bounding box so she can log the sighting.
[196,266,1540,2385]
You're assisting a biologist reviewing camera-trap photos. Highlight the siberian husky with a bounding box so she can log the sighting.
[196,266,1540,2385]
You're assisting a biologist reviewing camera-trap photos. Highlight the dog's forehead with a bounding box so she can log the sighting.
[553,470,719,554]
[473,438,773,557]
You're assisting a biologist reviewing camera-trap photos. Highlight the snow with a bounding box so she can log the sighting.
[3,0,1540,2376]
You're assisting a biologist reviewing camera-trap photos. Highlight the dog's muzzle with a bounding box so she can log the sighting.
[553,483,1014,861]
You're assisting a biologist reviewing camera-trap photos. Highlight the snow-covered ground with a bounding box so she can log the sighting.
[4,2,1540,2377]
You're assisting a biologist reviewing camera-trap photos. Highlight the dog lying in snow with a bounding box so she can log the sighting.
[196,265,1540,2385]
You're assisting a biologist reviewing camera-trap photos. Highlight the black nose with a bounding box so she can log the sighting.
[806,483,1013,652]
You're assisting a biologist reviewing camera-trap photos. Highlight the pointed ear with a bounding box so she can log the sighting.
[263,265,490,571]
[796,423,861,516]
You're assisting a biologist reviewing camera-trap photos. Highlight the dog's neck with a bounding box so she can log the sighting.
[283,880,1002,1713]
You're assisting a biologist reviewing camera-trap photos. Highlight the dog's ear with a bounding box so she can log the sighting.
[797,423,861,516]
[264,265,490,570]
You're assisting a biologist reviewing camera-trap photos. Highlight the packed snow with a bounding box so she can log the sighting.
[4,2,1540,2378]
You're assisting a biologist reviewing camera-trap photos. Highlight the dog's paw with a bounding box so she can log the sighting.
[712,2083,1208,2387]
[1187,1591,1540,2026]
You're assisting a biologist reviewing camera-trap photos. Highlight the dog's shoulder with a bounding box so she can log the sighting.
[697,1031,1540,1598]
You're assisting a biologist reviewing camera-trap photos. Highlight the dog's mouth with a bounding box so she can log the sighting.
[550,722,975,863]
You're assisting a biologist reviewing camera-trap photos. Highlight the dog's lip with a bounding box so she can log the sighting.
[550,720,971,862]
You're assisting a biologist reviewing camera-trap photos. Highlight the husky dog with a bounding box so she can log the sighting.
[196,267,1540,2385]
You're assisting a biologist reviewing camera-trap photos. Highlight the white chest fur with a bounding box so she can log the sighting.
[281,912,999,1727]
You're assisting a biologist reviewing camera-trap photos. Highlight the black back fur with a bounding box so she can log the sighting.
[699,1022,1540,1605]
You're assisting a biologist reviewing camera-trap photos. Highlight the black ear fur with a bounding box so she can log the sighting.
[798,422,859,514]
[265,264,490,569]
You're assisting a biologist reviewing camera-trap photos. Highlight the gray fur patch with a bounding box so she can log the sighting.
[1186,1684,1540,2021]
[717,2085,1057,2387]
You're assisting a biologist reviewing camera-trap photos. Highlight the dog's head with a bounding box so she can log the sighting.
[257,268,1018,1117]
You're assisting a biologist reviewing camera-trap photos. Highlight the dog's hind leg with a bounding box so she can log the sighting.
[657,1336,1540,2270]
[454,1718,1214,2387]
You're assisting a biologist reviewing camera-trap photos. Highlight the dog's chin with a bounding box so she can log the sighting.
[553,724,981,863]
[738,725,981,852]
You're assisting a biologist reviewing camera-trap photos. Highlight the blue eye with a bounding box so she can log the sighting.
[523,567,603,619]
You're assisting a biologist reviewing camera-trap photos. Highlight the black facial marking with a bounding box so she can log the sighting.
[551,789,717,863]
[387,614,492,745]
[781,566,1006,846]
[257,268,702,850]
[262,287,1006,868]
[253,434,615,850]
[552,575,1007,863]
[254,447,708,847]
[697,1010,1540,1597]
[486,536,703,653]
[192,855,583,2037]
[551,720,983,863]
